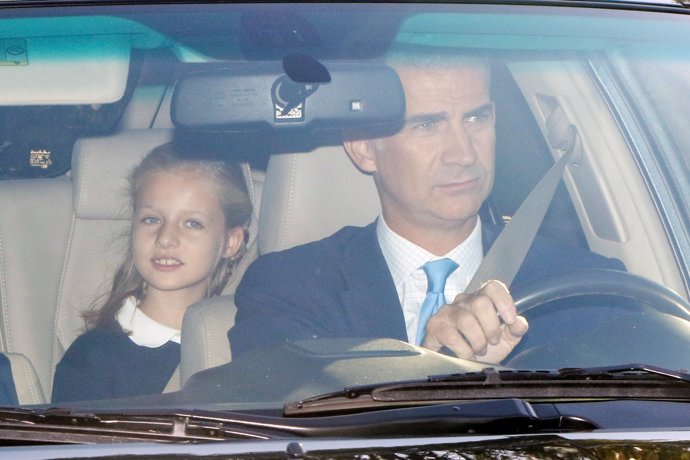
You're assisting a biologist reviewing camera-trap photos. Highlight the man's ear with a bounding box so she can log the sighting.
[343,139,378,174]
[223,227,246,259]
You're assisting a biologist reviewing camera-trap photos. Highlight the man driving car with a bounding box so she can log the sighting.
[229,48,624,363]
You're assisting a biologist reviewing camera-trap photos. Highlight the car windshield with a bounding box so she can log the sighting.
[2,0,690,447]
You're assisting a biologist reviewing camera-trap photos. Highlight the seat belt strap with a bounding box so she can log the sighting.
[466,129,576,292]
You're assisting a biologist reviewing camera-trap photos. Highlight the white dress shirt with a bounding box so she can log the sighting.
[377,217,484,343]
[116,296,181,347]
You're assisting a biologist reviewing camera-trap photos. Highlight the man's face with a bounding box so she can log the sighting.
[347,63,495,247]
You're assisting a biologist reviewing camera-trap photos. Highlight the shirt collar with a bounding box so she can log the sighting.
[116,296,181,347]
[377,216,483,287]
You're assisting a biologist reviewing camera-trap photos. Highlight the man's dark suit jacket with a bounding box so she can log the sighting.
[229,222,624,358]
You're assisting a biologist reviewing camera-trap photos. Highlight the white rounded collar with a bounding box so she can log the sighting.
[116,296,181,347]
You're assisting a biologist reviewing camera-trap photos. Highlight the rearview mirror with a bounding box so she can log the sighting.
[171,59,405,135]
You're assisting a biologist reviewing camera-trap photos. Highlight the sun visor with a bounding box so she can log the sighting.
[171,57,405,136]
[0,35,130,105]
[0,16,168,106]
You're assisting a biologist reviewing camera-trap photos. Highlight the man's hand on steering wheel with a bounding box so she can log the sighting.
[421,280,529,363]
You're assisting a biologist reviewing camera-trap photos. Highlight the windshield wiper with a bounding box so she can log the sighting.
[284,364,690,416]
[556,363,690,381]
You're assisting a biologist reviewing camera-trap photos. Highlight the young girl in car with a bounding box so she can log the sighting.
[52,142,252,403]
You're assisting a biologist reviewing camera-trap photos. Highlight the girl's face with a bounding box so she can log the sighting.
[132,168,243,304]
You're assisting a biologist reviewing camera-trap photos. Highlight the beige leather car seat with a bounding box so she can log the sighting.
[4,353,47,405]
[179,145,379,385]
[0,129,166,403]
[0,173,73,404]
[257,146,379,255]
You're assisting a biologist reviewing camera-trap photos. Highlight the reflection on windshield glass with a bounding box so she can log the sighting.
[282,438,690,459]
[0,3,688,433]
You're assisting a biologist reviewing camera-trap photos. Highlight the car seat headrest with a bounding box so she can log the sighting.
[258,145,380,254]
[71,130,175,220]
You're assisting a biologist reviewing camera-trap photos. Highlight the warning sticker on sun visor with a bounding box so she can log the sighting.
[0,39,28,66]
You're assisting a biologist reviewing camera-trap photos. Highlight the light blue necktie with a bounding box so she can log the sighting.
[416,258,459,345]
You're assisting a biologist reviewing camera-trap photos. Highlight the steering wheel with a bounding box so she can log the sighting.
[513,269,690,319]
[504,269,690,369]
